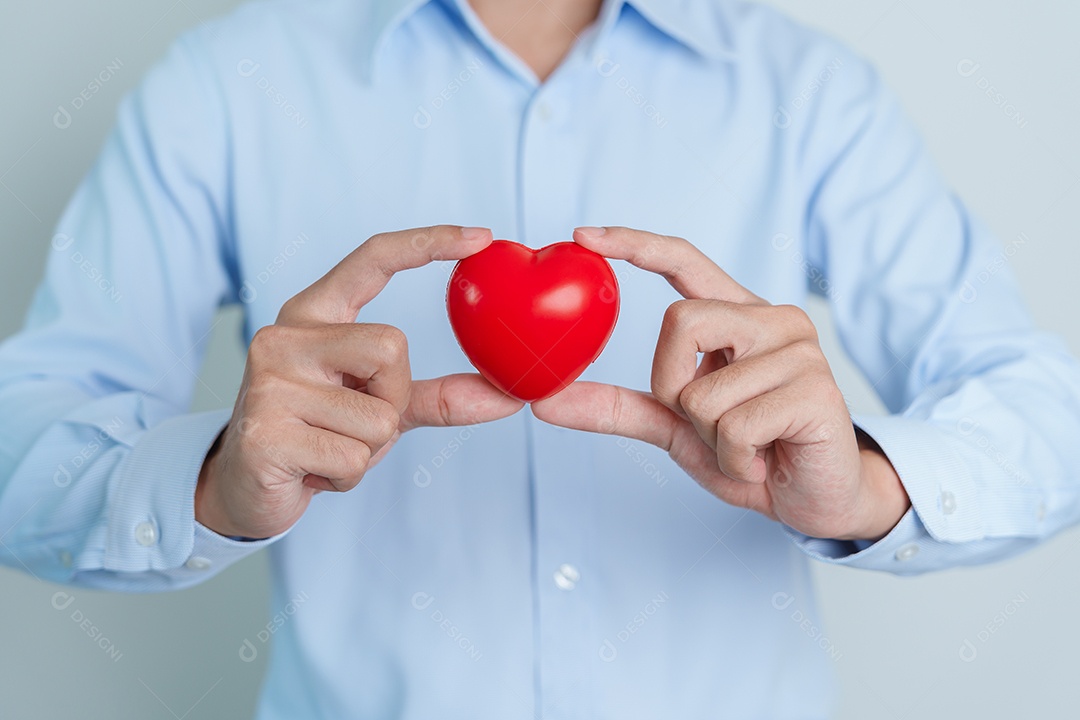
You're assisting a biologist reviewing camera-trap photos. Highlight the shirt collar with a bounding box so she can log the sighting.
[356,0,431,81]
[622,0,739,62]
[357,0,738,81]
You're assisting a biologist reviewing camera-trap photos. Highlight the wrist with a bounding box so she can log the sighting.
[841,434,911,542]
[194,431,243,538]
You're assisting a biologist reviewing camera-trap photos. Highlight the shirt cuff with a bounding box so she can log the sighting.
[101,408,287,574]
[787,507,932,574]
[786,413,982,574]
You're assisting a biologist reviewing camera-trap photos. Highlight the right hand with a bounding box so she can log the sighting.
[195,225,524,539]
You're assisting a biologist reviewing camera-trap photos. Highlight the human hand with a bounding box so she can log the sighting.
[196,226,524,539]
[531,227,909,541]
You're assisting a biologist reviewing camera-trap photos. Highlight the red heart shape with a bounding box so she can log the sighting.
[446,240,620,402]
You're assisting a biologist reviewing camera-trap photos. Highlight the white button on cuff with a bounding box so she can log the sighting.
[554,563,580,590]
[940,490,957,515]
[134,521,158,547]
[185,556,212,571]
[895,543,919,562]
[1036,502,1047,521]
[59,550,73,568]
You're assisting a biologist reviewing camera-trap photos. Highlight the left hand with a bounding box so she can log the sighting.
[531,226,910,541]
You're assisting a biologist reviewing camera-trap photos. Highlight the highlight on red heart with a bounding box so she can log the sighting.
[446,240,620,402]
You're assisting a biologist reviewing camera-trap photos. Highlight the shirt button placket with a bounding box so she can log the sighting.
[521,76,594,719]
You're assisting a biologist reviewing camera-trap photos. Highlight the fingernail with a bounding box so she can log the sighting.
[461,226,490,241]
[575,226,607,238]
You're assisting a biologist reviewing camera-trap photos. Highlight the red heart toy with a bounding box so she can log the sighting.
[446,240,620,402]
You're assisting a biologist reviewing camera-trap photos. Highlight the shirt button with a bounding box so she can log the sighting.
[940,491,957,515]
[134,521,158,547]
[535,100,553,122]
[185,556,212,571]
[1036,502,1047,521]
[895,543,919,562]
[59,550,73,568]
[554,563,580,590]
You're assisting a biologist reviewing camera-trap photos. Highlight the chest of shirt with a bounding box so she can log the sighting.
[220,12,810,387]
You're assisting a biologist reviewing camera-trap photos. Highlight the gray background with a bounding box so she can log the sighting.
[1,1,1078,717]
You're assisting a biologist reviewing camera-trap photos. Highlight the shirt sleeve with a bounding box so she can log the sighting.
[0,29,286,592]
[785,47,1080,575]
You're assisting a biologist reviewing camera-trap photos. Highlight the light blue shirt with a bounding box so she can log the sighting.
[3,0,1079,717]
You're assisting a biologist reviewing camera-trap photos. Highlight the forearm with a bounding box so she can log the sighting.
[0,383,276,591]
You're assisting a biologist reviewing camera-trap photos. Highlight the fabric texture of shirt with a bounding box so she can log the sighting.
[2,0,1079,717]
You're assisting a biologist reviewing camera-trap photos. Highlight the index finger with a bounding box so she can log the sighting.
[572,226,765,304]
[279,225,493,325]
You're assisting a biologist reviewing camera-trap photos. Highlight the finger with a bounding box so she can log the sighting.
[533,381,778,517]
[651,300,803,412]
[367,430,401,468]
[250,323,412,413]
[400,373,525,431]
[573,226,764,304]
[290,382,401,452]
[293,426,373,493]
[679,346,809,449]
[530,381,681,451]
[714,385,811,484]
[310,324,412,413]
[278,225,493,325]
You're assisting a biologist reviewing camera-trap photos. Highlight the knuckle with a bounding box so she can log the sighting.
[408,227,440,254]
[776,304,816,337]
[249,326,307,377]
[368,402,400,443]
[678,381,710,419]
[361,234,396,274]
[277,296,304,322]
[237,422,292,478]
[249,324,287,357]
[663,299,697,331]
[365,230,391,247]
[246,371,289,405]
[344,443,373,476]
[715,412,749,446]
[231,416,265,453]
[334,475,363,493]
[813,373,846,408]
[314,434,370,478]
[252,471,285,497]
[665,234,691,254]
[334,459,370,491]
[367,324,409,364]
[633,232,665,264]
[659,235,693,274]
[632,242,654,267]
[437,387,455,427]
[789,338,824,365]
[607,386,625,430]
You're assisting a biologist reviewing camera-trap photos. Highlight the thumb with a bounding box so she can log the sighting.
[401,374,525,431]
[531,381,681,451]
[534,382,774,514]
